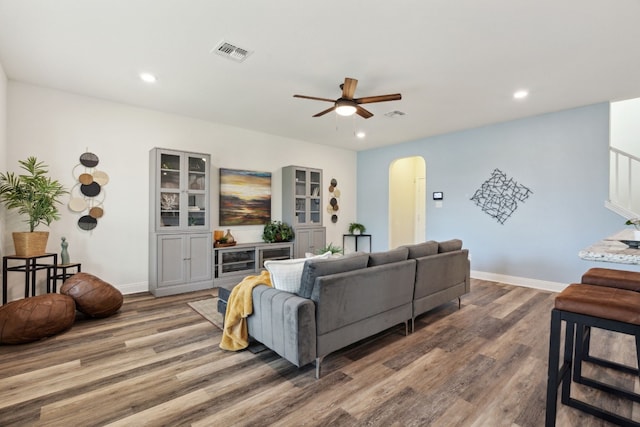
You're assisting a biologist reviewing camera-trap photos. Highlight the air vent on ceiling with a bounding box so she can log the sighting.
[211,40,253,63]
[384,110,406,118]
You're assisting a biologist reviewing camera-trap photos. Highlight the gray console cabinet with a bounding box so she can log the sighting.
[149,148,213,296]
[213,242,293,287]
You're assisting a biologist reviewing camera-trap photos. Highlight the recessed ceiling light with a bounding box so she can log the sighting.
[140,72,157,83]
[355,131,366,139]
[513,90,529,99]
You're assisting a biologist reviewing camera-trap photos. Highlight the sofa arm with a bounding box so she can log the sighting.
[247,285,316,368]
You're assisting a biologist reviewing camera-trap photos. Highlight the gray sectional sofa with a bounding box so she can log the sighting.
[245,239,470,378]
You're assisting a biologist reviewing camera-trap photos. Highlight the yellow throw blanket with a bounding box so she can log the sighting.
[219,270,271,351]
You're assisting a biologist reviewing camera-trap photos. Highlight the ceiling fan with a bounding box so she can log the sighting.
[293,77,401,119]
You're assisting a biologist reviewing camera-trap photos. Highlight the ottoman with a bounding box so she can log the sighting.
[0,294,76,344]
[61,272,123,318]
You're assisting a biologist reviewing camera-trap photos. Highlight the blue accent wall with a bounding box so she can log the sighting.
[357,103,636,284]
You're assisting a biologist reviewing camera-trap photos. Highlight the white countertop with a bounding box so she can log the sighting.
[579,229,640,264]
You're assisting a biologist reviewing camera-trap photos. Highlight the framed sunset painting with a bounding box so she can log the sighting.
[219,168,272,225]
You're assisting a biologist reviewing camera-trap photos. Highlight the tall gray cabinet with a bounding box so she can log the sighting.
[282,166,326,258]
[149,148,213,296]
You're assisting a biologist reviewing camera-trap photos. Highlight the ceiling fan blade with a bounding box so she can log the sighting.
[356,106,373,119]
[342,78,358,99]
[354,93,402,104]
[313,105,337,117]
[293,94,336,103]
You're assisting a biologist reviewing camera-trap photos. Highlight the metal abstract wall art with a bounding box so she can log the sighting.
[68,151,109,231]
[470,169,532,224]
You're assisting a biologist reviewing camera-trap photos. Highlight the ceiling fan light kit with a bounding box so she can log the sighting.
[294,77,401,119]
[335,100,357,116]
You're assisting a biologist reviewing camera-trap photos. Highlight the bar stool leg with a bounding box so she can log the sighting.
[546,309,563,427]
[636,335,640,375]
[561,320,576,406]
[573,323,586,383]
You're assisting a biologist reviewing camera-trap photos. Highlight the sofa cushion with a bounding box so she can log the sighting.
[367,247,409,267]
[402,241,438,259]
[265,252,331,294]
[438,239,463,253]
[298,253,370,299]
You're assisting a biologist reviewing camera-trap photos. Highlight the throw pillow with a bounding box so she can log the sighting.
[265,252,331,294]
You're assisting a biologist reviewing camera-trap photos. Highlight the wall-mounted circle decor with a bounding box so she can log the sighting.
[78,215,98,230]
[327,178,340,223]
[80,182,101,197]
[79,152,99,168]
[68,151,109,231]
[79,173,93,185]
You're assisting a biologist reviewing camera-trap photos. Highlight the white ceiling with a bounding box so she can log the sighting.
[1,0,639,151]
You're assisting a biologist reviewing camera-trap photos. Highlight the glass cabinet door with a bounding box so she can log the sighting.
[283,165,323,228]
[309,170,321,224]
[155,150,210,231]
[295,169,307,225]
[160,153,181,227]
[187,155,207,228]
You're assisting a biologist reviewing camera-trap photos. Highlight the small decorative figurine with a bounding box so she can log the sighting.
[61,237,70,264]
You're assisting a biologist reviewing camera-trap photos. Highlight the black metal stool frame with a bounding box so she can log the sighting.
[546,308,640,427]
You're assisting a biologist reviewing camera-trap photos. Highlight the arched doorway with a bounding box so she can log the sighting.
[389,156,426,248]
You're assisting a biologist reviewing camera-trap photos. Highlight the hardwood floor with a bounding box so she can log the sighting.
[0,279,638,426]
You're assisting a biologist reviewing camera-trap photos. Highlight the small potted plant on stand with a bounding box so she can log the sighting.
[348,222,366,235]
[0,157,67,256]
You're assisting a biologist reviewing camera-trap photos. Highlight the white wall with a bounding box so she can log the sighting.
[611,98,640,157]
[359,103,635,289]
[4,82,357,300]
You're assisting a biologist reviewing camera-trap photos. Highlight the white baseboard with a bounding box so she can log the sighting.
[471,270,567,293]
[116,281,149,295]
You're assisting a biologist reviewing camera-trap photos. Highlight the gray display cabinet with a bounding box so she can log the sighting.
[282,166,326,258]
[149,148,213,296]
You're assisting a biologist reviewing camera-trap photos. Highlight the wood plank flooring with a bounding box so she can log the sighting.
[0,279,638,426]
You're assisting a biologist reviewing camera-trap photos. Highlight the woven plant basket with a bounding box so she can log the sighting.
[12,231,49,257]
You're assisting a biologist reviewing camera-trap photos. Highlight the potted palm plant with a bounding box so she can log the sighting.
[0,156,67,256]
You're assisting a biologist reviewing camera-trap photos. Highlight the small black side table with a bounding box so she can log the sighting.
[2,253,57,305]
[343,234,372,254]
[47,263,82,293]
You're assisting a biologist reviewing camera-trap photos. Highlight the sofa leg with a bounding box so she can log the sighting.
[315,356,324,379]
[411,317,415,334]
[404,320,409,336]
[458,297,461,309]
